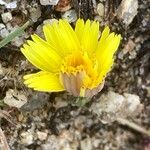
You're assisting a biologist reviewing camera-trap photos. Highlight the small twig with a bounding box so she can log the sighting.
[117,118,150,137]
[0,110,17,126]
[0,128,10,150]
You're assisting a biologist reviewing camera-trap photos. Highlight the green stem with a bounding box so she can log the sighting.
[0,20,32,49]
[74,97,90,107]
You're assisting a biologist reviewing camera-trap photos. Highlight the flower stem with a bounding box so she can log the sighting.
[73,97,90,107]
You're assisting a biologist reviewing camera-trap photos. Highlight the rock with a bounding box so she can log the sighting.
[0,0,17,9]
[20,131,33,145]
[29,4,41,22]
[118,39,136,59]
[1,12,12,23]
[80,138,93,150]
[41,135,59,150]
[0,62,4,75]
[21,92,49,111]
[11,36,25,47]
[43,19,58,25]
[54,97,68,109]
[61,9,77,23]
[123,39,136,54]
[0,23,5,31]
[123,93,142,114]
[40,0,59,5]
[35,24,44,38]
[97,3,104,17]
[117,0,138,26]
[90,91,143,123]
[4,89,27,108]
[37,131,48,141]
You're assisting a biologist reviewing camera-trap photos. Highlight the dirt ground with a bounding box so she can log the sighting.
[0,0,149,150]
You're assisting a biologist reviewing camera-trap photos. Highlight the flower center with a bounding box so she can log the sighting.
[60,51,99,90]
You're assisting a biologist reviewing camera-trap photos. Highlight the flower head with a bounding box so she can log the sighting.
[21,19,121,97]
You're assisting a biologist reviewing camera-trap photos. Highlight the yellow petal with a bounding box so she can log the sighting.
[24,71,65,92]
[75,19,99,55]
[96,27,121,82]
[75,19,85,41]
[21,34,62,73]
[43,19,80,56]
[98,26,110,46]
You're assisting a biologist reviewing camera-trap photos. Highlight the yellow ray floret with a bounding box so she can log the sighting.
[24,71,64,92]
[21,19,121,97]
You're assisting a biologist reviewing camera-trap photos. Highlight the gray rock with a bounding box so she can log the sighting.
[1,12,12,23]
[0,23,9,38]
[21,92,50,111]
[117,0,138,26]
[90,91,143,123]
[40,0,59,5]
[97,3,104,17]
[29,5,41,22]
[61,9,77,23]
[4,89,27,108]
[20,131,33,146]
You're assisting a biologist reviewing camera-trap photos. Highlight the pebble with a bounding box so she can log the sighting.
[117,0,138,26]
[40,0,59,5]
[42,135,59,150]
[43,19,58,25]
[0,23,9,38]
[11,36,25,47]
[20,131,33,145]
[21,92,49,111]
[0,23,5,31]
[1,12,12,23]
[5,1,17,9]
[29,5,41,22]
[37,131,48,141]
[4,89,27,108]
[61,9,77,23]
[90,91,143,123]
[0,0,17,9]
[80,138,93,150]
[54,97,68,108]
[0,63,4,75]
[123,39,136,55]
[97,3,104,17]
[35,24,44,38]
[123,93,142,113]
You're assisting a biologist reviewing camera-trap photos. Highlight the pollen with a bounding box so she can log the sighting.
[62,52,99,84]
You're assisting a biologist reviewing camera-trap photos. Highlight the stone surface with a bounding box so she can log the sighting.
[117,0,138,26]
[40,0,59,5]
[37,131,48,141]
[61,9,77,23]
[90,91,143,123]
[97,3,104,17]
[29,4,41,22]
[1,12,12,23]
[21,92,49,111]
[20,131,33,145]
[0,23,9,38]
[4,89,27,108]
[0,0,17,8]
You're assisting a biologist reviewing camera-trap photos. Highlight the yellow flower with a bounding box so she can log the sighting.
[21,19,121,97]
